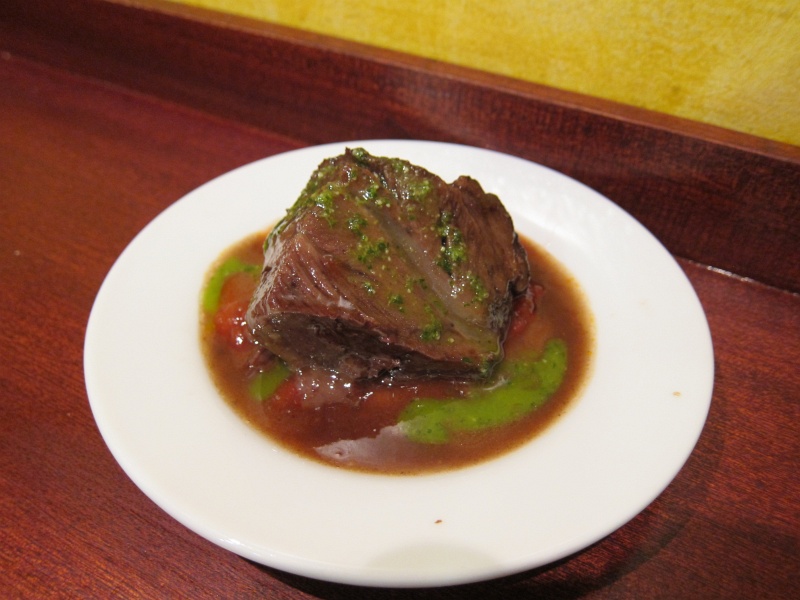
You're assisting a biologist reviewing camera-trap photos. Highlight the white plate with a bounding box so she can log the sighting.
[84,140,713,587]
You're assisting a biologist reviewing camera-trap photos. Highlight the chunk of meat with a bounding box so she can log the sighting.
[246,148,530,380]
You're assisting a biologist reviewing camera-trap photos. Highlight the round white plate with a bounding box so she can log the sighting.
[84,140,713,588]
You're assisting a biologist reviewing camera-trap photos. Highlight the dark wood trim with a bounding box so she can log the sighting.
[3,0,797,292]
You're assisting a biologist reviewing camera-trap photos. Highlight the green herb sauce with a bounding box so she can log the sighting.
[249,361,291,401]
[399,339,568,443]
[201,257,260,314]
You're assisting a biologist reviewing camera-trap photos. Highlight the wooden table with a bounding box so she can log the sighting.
[2,1,798,597]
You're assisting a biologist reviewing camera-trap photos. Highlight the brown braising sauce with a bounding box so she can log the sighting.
[200,231,593,475]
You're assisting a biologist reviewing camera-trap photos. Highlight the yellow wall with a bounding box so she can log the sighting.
[165,0,799,146]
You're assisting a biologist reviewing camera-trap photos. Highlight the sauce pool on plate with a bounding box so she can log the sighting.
[200,232,593,475]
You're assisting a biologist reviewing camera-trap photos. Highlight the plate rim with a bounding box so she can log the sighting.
[84,139,714,587]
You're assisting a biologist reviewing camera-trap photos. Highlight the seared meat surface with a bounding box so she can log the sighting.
[246,148,530,380]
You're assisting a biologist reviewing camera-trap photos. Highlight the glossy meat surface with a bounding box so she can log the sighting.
[246,148,529,379]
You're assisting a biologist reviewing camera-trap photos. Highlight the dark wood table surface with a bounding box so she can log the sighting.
[2,1,798,598]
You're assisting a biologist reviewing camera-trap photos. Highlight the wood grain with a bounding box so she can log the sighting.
[1,0,798,293]
[1,2,798,598]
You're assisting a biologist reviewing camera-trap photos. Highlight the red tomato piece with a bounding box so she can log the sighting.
[508,285,541,339]
[214,300,252,349]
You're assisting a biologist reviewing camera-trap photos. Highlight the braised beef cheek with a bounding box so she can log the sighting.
[246,148,530,380]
